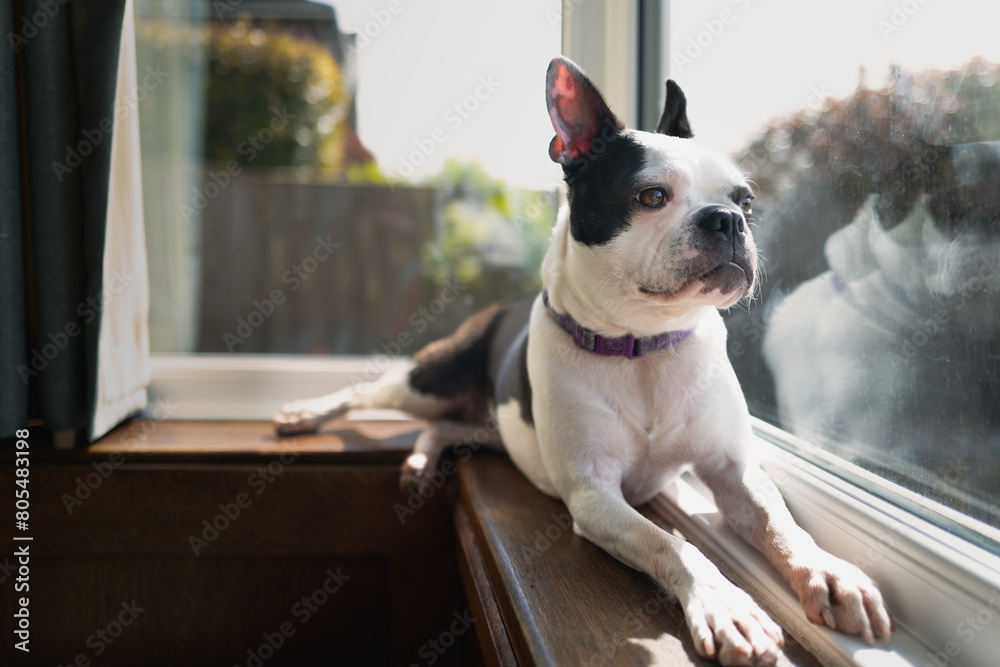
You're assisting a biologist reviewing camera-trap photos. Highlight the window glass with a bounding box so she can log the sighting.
[134,0,1000,546]
[672,1,1000,539]
[134,0,561,355]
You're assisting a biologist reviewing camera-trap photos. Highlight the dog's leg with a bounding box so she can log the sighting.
[274,365,458,435]
[400,420,502,493]
[565,481,785,666]
[696,457,893,644]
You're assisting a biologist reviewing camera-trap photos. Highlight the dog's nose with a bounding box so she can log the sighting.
[698,208,745,241]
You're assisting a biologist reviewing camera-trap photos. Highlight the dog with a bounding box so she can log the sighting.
[274,57,892,665]
[765,140,1000,504]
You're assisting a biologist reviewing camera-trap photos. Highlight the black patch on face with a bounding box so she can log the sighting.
[562,131,648,246]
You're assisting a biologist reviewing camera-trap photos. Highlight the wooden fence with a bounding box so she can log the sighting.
[195,173,437,355]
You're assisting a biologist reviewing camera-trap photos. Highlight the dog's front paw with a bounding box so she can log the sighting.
[681,575,784,666]
[273,397,346,435]
[273,400,325,435]
[788,553,892,645]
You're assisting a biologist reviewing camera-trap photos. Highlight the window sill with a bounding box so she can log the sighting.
[453,448,824,666]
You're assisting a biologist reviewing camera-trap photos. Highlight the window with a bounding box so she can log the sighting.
[136,1,1000,664]
[135,0,561,356]
[669,0,1000,549]
[667,1,1000,663]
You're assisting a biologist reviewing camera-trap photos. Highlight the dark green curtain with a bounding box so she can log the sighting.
[1,0,127,440]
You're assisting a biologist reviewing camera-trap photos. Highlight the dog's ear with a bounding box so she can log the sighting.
[546,56,623,165]
[656,80,693,138]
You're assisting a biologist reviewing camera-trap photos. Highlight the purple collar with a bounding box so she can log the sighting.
[542,290,693,359]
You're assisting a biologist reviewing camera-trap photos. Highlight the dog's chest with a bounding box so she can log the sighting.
[555,338,712,494]
[601,355,703,475]
[515,298,735,501]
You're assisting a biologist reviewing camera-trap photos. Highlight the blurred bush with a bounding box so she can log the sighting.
[422,159,555,297]
[738,58,1000,224]
[137,18,349,176]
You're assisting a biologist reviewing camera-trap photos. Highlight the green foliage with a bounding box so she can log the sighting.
[137,19,348,174]
[736,58,1000,214]
[421,159,556,295]
[203,22,345,173]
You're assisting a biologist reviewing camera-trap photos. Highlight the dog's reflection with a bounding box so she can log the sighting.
[765,142,1000,512]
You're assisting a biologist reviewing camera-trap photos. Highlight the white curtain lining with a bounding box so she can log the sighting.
[90,0,150,441]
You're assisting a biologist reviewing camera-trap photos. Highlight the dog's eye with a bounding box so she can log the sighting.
[739,196,754,215]
[638,187,667,208]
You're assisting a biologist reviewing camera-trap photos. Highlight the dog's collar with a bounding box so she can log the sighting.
[542,290,693,359]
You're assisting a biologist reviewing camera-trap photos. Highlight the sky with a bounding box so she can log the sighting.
[324,0,564,189]
[322,0,1000,189]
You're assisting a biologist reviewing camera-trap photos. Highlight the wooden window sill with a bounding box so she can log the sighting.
[7,419,824,665]
[453,449,822,667]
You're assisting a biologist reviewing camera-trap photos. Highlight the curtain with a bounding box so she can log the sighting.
[1,0,149,443]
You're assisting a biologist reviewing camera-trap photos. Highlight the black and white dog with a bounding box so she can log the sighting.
[275,57,892,665]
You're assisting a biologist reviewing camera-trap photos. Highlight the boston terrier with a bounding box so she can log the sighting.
[275,56,892,665]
